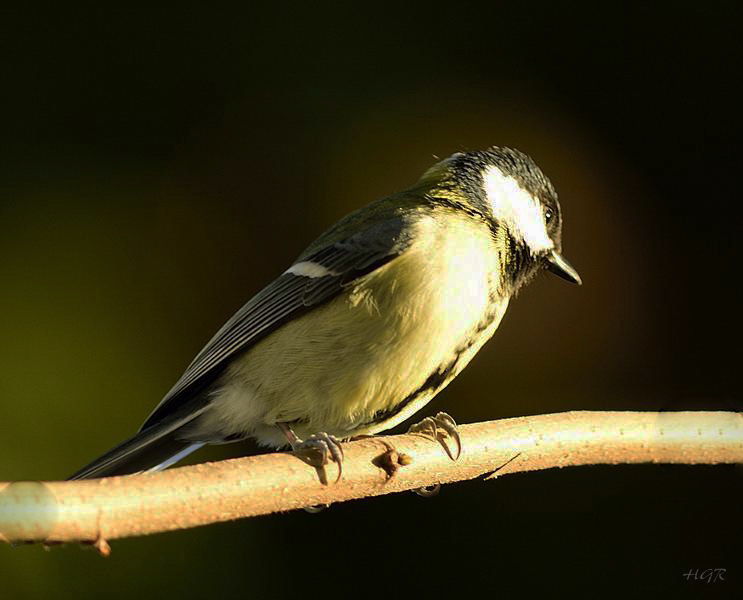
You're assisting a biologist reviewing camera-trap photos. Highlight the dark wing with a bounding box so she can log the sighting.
[139,215,412,430]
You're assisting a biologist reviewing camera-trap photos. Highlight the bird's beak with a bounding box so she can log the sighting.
[545,250,582,285]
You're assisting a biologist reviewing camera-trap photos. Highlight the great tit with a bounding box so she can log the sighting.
[68,146,581,480]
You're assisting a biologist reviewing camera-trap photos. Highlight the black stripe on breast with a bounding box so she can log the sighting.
[364,289,504,429]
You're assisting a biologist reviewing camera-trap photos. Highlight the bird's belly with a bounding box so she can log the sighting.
[193,214,506,447]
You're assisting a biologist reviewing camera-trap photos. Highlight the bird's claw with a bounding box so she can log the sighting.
[290,432,344,485]
[414,484,441,498]
[407,411,462,461]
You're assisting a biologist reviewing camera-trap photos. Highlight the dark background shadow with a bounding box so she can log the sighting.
[1,3,740,597]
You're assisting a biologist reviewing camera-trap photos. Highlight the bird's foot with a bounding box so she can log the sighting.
[407,411,462,461]
[414,484,441,498]
[278,424,344,485]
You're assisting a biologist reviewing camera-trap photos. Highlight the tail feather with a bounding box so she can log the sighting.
[67,408,207,480]
[146,442,205,472]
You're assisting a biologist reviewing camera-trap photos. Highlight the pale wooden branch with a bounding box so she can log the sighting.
[1,411,741,552]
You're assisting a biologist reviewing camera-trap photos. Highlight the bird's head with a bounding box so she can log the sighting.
[420,146,581,293]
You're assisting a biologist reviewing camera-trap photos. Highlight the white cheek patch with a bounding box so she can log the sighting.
[483,165,553,252]
[285,260,339,278]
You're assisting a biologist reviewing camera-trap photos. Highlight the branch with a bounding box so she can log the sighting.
[1,411,741,552]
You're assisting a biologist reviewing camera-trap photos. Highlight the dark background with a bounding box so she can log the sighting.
[1,3,741,597]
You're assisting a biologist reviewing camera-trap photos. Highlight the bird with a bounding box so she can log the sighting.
[68,146,581,481]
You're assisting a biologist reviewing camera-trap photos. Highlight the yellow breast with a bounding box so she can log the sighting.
[198,210,507,447]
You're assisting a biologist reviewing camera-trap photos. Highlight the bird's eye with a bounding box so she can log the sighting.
[544,207,554,225]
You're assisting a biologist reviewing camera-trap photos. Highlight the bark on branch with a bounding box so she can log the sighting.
[1,411,741,553]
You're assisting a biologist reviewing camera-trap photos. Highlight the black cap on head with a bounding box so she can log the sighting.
[448,147,558,208]
[446,147,581,286]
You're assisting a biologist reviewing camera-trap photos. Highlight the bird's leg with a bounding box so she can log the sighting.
[277,423,344,485]
[407,411,462,461]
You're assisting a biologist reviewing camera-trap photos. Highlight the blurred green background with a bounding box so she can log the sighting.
[1,3,740,597]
